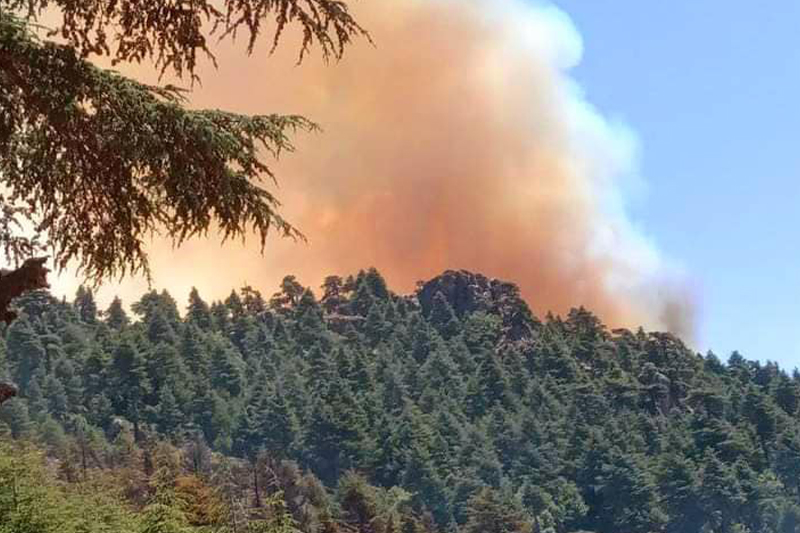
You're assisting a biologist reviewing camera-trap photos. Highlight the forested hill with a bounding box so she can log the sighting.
[1,268,800,533]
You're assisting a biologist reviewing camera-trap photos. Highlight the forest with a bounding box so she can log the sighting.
[1,268,799,533]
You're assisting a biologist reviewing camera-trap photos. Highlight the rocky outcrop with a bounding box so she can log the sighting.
[416,270,540,342]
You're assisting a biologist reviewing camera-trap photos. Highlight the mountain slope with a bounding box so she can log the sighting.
[1,269,799,533]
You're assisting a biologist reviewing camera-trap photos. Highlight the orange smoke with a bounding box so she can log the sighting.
[52,0,696,337]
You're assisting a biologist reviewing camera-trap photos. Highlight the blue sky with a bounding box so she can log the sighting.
[551,1,800,370]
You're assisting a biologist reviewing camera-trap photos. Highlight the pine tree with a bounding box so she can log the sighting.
[73,285,98,324]
[260,387,300,457]
[305,344,335,395]
[420,340,463,397]
[428,292,460,340]
[210,301,230,332]
[241,285,267,316]
[270,276,306,314]
[364,268,390,300]
[594,450,668,533]
[6,315,46,394]
[699,450,747,531]
[145,343,185,400]
[350,281,375,317]
[179,325,210,380]
[209,338,244,398]
[133,290,180,325]
[186,288,212,330]
[42,374,68,421]
[152,386,183,438]
[53,357,82,409]
[321,275,347,314]
[146,308,178,346]
[364,304,387,346]
[305,377,370,484]
[110,334,151,438]
[464,487,533,533]
[0,396,32,437]
[104,296,130,330]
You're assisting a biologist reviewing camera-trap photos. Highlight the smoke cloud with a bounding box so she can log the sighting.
[51,0,696,337]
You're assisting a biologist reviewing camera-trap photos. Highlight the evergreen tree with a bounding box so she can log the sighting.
[73,286,98,324]
[241,285,267,316]
[153,386,184,438]
[110,334,151,438]
[364,268,390,300]
[321,275,347,314]
[463,487,533,533]
[3,271,800,533]
[428,292,460,340]
[350,281,375,317]
[699,450,747,532]
[6,315,46,394]
[260,387,300,457]
[270,275,306,314]
[209,339,244,398]
[210,301,230,332]
[105,296,130,330]
[186,288,212,330]
[179,325,210,379]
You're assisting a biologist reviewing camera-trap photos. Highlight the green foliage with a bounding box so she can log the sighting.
[1,269,800,533]
[463,487,532,533]
[0,442,139,532]
[0,12,312,279]
[0,0,366,285]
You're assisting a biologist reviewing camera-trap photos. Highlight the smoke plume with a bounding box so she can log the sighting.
[52,0,696,337]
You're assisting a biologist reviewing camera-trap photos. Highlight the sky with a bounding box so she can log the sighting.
[551,1,800,369]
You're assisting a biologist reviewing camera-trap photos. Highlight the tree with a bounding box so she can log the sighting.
[593,451,668,533]
[5,314,45,390]
[0,0,368,402]
[141,483,192,533]
[72,285,97,324]
[241,285,267,315]
[209,339,244,398]
[463,487,533,533]
[152,386,184,438]
[173,474,227,528]
[186,288,212,330]
[104,296,129,330]
[428,292,460,340]
[698,450,747,532]
[270,275,307,314]
[658,452,705,533]
[321,275,346,314]
[336,471,422,533]
[110,334,151,438]
[9,268,800,532]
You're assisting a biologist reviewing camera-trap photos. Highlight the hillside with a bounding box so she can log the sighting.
[1,269,799,533]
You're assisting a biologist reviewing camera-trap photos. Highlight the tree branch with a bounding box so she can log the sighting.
[0,17,313,282]
[0,256,49,324]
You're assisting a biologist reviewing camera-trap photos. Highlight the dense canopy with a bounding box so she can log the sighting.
[2,269,800,533]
